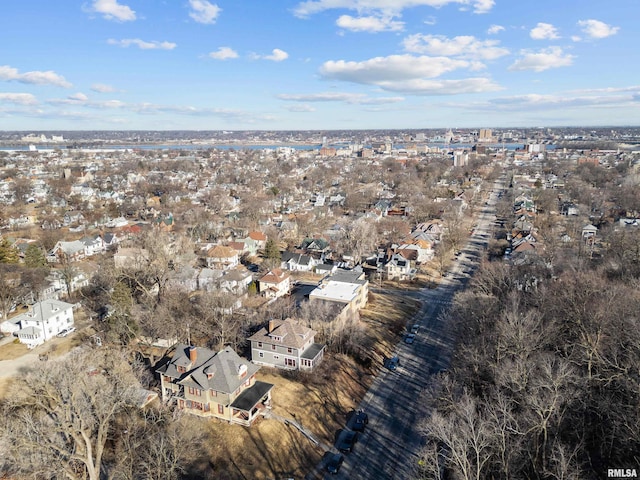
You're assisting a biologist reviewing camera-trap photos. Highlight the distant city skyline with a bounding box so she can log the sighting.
[0,1,637,130]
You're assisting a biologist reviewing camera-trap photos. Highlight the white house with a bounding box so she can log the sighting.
[1,300,75,349]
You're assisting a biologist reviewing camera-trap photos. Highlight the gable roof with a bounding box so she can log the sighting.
[207,245,238,258]
[248,231,267,241]
[259,268,290,284]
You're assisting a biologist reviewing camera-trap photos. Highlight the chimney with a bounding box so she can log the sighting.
[189,345,197,364]
[268,319,275,333]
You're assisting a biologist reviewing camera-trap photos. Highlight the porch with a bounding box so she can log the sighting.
[300,343,325,371]
[229,381,274,426]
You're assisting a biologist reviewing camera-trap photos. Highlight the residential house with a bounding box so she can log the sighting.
[258,268,290,299]
[384,253,415,281]
[156,344,273,426]
[582,224,598,239]
[103,232,119,251]
[40,269,90,300]
[0,300,74,349]
[218,268,253,295]
[241,231,267,255]
[308,268,369,319]
[249,319,325,371]
[205,245,239,270]
[113,247,150,269]
[280,252,318,272]
[63,212,85,227]
[81,235,106,257]
[48,240,85,263]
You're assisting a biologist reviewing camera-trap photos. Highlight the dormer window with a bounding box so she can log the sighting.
[177,366,186,373]
[271,335,282,342]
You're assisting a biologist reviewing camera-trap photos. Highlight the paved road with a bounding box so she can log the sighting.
[323,179,504,480]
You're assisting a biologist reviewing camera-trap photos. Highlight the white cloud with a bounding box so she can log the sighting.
[208,47,238,60]
[320,55,470,84]
[472,0,494,14]
[318,54,501,95]
[293,0,494,18]
[578,19,619,39]
[0,93,38,105]
[474,90,640,112]
[264,49,289,62]
[0,65,72,88]
[336,15,404,32]
[107,39,177,50]
[189,0,221,24]
[86,0,136,21]
[487,24,504,35]
[530,22,560,40]
[402,34,509,60]
[509,47,574,72]
[277,92,404,104]
[376,77,502,95]
[571,35,582,42]
[68,92,89,102]
[91,83,116,93]
[285,104,316,112]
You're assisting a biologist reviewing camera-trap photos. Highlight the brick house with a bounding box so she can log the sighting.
[156,345,273,426]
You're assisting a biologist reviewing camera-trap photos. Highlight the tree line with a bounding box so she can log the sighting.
[416,259,640,480]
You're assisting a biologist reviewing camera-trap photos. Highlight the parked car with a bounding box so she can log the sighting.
[324,452,344,474]
[347,410,369,432]
[410,324,420,334]
[57,326,76,337]
[336,430,359,453]
[384,356,399,371]
[404,333,416,344]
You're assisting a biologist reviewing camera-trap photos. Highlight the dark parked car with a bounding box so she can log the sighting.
[347,410,369,432]
[324,452,344,474]
[384,356,399,371]
[404,333,416,344]
[336,430,359,453]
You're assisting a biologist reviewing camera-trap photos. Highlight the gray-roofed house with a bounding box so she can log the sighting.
[280,252,318,272]
[248,319,325,371]
[0,299,75,349]
[156,344,273,426]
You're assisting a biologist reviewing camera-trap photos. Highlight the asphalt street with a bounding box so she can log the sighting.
[323,178,504,480]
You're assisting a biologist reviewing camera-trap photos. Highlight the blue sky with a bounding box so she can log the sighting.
[0,0,637,130]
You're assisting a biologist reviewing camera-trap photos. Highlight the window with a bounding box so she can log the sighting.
[287,347,293,354]
[177,366,186,373]
[271,344,276,351]
[259,352,264,358]
[210,389,217,397]
[257,341,263,348]
[218,404,224,414]
[273,355,279,360]
[285,358,296,368]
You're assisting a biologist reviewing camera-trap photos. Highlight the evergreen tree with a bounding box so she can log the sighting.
[264,238,281,261]
[0,238,19,264]
[24,244,48,268]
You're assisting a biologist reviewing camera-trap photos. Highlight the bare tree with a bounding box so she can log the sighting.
[0,349,140,480]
